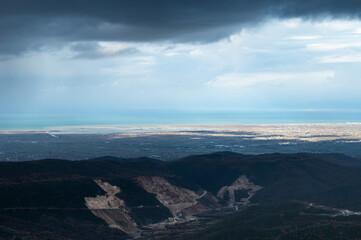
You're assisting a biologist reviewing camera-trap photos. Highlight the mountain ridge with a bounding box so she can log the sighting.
[1,152,361,239]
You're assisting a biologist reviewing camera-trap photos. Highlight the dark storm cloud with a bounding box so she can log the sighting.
[1,0,361,56]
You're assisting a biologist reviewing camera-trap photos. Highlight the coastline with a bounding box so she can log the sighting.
[1,122,361,142]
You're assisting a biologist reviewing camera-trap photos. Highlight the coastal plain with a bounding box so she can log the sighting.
[1,123,361,162]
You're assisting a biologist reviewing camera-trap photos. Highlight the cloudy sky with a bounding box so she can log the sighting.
[1,0,361,120]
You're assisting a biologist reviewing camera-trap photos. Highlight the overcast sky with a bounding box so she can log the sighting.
[1,0,361,115]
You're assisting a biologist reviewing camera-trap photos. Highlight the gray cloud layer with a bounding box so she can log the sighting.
[1,0,361,56]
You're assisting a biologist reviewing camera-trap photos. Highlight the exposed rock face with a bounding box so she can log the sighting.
[84,177,222,238]
[135,176,221,218]
[217,175,263,205]
[85,180,125,209]
[85,179,139,234]
[84,176,261,237]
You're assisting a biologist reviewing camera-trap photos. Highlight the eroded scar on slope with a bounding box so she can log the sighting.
[84,179,140,235]
[217,175,263,205]
[135,176,221,219]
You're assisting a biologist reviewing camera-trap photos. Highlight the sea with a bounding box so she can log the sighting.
[1,109,361,131]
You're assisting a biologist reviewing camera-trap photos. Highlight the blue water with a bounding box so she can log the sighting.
[1,109,361,130]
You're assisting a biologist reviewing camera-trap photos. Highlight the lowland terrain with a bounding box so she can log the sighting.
[1,123,361,162]
[1,152,361,239]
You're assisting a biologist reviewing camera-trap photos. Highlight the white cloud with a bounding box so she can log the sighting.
[164,52,178,56]
[286,35,322,40]
[206,71,335,89]
[102,56,157,76]
[318,54,361,63]
[70,41,138,59]
[282,18,303,28]
[98,42,130,52]
[189,49,203,56]
[307,42,361,51]
[312,19,361,31]
[355,28,361,34]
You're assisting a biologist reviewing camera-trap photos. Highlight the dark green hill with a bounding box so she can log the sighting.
[191,201,361,240]
[1,152,361,239]
[165,152,361,205]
